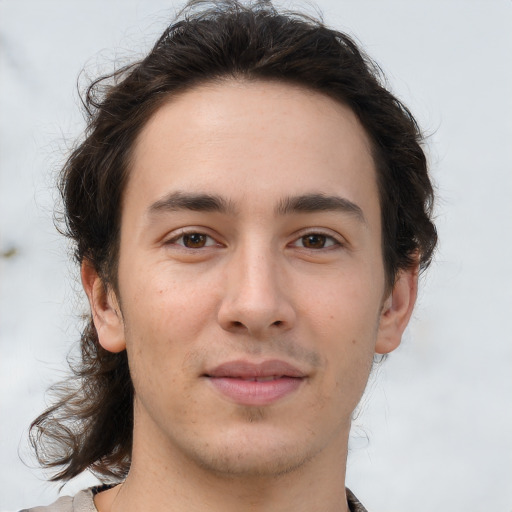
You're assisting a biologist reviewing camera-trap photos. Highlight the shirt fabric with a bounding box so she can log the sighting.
[21,486,368,512]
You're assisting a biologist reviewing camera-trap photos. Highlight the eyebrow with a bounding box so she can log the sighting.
[276,193,366,223]
[147,191,366,224]
[148,191,236,216]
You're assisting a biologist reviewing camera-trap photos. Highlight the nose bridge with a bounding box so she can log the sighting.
[237,240,278,303]
[218,236,294,335]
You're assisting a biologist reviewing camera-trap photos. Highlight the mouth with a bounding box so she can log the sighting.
[230,376,284,382]
[204,359,306,406]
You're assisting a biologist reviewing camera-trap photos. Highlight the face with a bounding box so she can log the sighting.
[85,80,417,479]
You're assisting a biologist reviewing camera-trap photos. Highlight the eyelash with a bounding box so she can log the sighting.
[290,232,341,250]
[166,230,219,249]
[166,229,342,252]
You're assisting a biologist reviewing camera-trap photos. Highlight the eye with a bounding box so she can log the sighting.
[169,232,218,249]
[293,233,339,249]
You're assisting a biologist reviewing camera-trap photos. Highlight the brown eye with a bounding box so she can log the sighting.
[292,233,339,250]
[301,234,327,249]
[182,233,207,248]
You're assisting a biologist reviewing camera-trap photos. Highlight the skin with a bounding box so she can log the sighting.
[84,80,418,512]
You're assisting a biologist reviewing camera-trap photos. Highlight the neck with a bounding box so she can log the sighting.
[108,461,350,512]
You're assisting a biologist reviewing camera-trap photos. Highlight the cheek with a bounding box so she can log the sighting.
[117,274,197,386]
[300,267,382,386]
[304,267,383,337]
[121,259,220,335]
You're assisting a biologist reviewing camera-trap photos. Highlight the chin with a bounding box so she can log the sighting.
[181,420,322,479]
[193,444,314,479]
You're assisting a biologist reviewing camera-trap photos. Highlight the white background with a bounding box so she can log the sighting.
[1,1,511,510]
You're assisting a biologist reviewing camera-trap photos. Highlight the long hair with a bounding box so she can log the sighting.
[30,0,437,482]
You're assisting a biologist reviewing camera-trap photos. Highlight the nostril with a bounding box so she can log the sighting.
[273,320,283,327]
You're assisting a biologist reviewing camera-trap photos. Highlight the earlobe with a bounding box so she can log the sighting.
[375,265,419,355]
[81,260,126,353]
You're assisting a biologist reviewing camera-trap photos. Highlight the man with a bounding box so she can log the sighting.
[25,1,437,511]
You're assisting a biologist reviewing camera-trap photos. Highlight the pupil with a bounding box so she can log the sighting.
[184,234,206,248]
[304,234,325,248]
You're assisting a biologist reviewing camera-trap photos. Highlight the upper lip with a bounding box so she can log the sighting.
[205,359,306,379]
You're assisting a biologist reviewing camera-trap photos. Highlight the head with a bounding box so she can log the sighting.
[31,0,436,482]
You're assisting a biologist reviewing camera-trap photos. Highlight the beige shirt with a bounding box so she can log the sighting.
[21,489,96,512]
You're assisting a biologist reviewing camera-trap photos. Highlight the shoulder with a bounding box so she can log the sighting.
[19,489,96,512]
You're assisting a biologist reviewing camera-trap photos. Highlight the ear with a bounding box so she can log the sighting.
[81,260,126,353]
[375,264,419,355]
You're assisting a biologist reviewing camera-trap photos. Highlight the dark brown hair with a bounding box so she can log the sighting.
[30,0,437,482]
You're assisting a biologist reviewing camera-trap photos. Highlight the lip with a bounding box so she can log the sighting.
[204,359,307,406]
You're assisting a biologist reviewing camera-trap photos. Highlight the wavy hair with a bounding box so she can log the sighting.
[30,0,437,482]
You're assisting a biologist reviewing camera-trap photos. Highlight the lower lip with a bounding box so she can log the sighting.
[207,377,304,406]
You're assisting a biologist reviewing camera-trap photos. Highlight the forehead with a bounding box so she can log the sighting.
[126,79,379,223]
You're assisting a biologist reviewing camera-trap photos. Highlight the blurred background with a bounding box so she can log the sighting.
[1,1,511,510]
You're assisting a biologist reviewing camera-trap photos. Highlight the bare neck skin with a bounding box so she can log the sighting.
[95,410,350,512]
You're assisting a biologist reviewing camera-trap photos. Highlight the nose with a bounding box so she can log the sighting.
[217,245,296,337]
